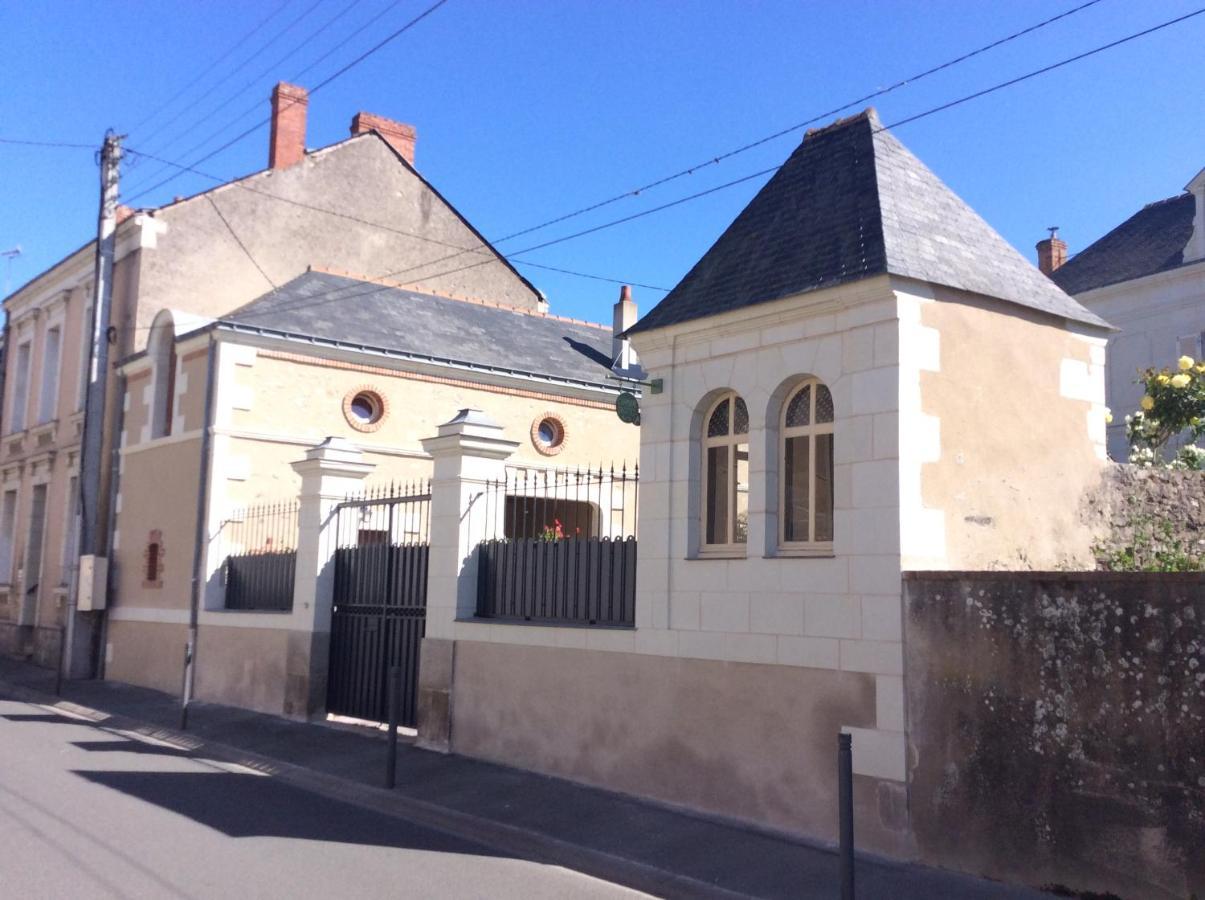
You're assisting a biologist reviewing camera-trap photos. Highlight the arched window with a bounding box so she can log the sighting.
[702,392,749,549]
[780,379,835,549]
[147,314,177,439]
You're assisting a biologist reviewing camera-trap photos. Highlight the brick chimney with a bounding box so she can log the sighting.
[1036,227,1067,276]
[351,112,416,166]
[612,285,638,371]
[269,82,308,169]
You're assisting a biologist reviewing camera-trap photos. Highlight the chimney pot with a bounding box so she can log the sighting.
[351,111,417,166]
[1036,228,1067,276]
[269,82,309,170]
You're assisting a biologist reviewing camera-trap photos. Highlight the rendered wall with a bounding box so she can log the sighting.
[905,284,1109,570]
[904,572,1205,899]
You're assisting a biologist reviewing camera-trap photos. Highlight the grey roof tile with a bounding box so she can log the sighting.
[1051,193,1196,295]
[222,271,618,387]
[631,109,1108,334]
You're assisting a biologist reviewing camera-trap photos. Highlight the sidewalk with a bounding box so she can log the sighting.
[0,656,1046,899]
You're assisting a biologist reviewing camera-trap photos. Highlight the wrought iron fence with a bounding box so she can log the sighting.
[476,464,638,627]
[222,500,299,612]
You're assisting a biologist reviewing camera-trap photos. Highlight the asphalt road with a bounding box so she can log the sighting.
[0,698,646,899]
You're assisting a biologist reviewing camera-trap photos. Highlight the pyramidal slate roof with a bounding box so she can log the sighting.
[1051,193,1197,295]
[221,271,618,387]
[631,109,1108,333]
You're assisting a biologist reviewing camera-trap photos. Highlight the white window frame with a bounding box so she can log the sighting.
[700,391,750,555]
[778,378,835,554]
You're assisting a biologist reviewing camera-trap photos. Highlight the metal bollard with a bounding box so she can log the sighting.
[839,732,855,899]
[385,665,401,789]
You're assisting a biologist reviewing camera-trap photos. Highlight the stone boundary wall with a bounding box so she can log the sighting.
[903,571,1204,900]
[1084,464,1205,566]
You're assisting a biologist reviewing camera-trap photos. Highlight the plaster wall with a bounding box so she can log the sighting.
[105,619,188,695]
[902,283,1108,570]
[450,639,916,856]
[1073,261,1205,460]
[136,134,540,347]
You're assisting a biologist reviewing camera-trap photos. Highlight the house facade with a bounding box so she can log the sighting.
[1046,166,1205,459]
[0,79,545,672]
[416,109,1111,858]
[106,271,640,716]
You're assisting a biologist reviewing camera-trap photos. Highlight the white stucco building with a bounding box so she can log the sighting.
[1050,166,1205,459]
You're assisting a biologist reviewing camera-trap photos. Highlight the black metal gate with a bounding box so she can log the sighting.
[326,484,430,726]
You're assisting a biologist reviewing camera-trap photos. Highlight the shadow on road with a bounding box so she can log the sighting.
[72,738,197,758]
[75,768,512,856]
[2,713,99,725]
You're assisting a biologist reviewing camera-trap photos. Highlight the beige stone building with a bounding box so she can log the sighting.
[0,80,551,671]
[416,109,1112,860]
[106,271,639,715]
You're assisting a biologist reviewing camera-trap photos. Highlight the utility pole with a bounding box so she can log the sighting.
[64,130,122,680]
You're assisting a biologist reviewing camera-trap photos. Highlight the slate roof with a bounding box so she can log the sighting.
[630,109,1107,334]
[1051,193,1197,295]
[221,271,618,388]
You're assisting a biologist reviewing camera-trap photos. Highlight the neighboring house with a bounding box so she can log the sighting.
[1044,167,1205,459]
[106,271,640,714]
[0,80,546,670]
[418,108,1111,859]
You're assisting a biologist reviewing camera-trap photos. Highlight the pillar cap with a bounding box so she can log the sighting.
[421,410,518,460]
[290,436,375,478]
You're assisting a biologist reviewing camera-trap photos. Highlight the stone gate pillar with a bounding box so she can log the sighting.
[416,409,517,750]
[286,437,374,718]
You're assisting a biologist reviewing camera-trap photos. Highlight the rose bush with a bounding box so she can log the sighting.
[1124,354,1205,469]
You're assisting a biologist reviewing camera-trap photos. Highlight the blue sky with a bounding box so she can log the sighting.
[1,0,1202,322]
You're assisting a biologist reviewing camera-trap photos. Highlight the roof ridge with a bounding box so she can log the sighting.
[309,266,612,331]
[803,107,879,141]
[1141,192,1193,210]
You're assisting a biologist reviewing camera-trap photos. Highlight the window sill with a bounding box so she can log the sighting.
[774,548,836,559]
[692,548,747,560]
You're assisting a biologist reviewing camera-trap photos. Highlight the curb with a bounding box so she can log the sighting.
[0,677,746,900]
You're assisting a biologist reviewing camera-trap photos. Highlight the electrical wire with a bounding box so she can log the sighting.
[127,0,411,188]
[123,0,451,205]
[126,0,367,188]
[204,195,278,291]
[126,0,295,138]
[0,137,95,149]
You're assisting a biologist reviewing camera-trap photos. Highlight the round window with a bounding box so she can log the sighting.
[531,414,567,456]
[343,388,387,432]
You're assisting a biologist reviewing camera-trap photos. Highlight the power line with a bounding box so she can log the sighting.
[128,0,412,189]
[124,0,451,205]
[131,0,325,159]
[375,5,1205,292]
[123,145,666,296]
[126,0,367,189]
[124,5,1204,324]
[374,0,1113,280]
[488,0,1110,247]
[204,195,278,291]
[126,0,295,138]
[0,137,94,149]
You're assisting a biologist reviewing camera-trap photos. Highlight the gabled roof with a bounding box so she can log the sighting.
[1051,193,1197,295]
[631,109,1107,334]
[220,271,619,389]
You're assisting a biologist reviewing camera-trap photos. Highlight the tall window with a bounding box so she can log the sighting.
[9,341,31,433]
[781,379,835,549]
[0,490,17,583]
[61,475,79,585]
[702,392,749,549]
[37,326,62,425]
[148,318,177,439]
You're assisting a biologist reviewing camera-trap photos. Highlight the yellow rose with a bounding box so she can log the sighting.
[1157,374,1171,385]
[1172,373,1192,389]
[1104,411,1113,424]
[1141,395,1155,411]
[1179,355,1195,371]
